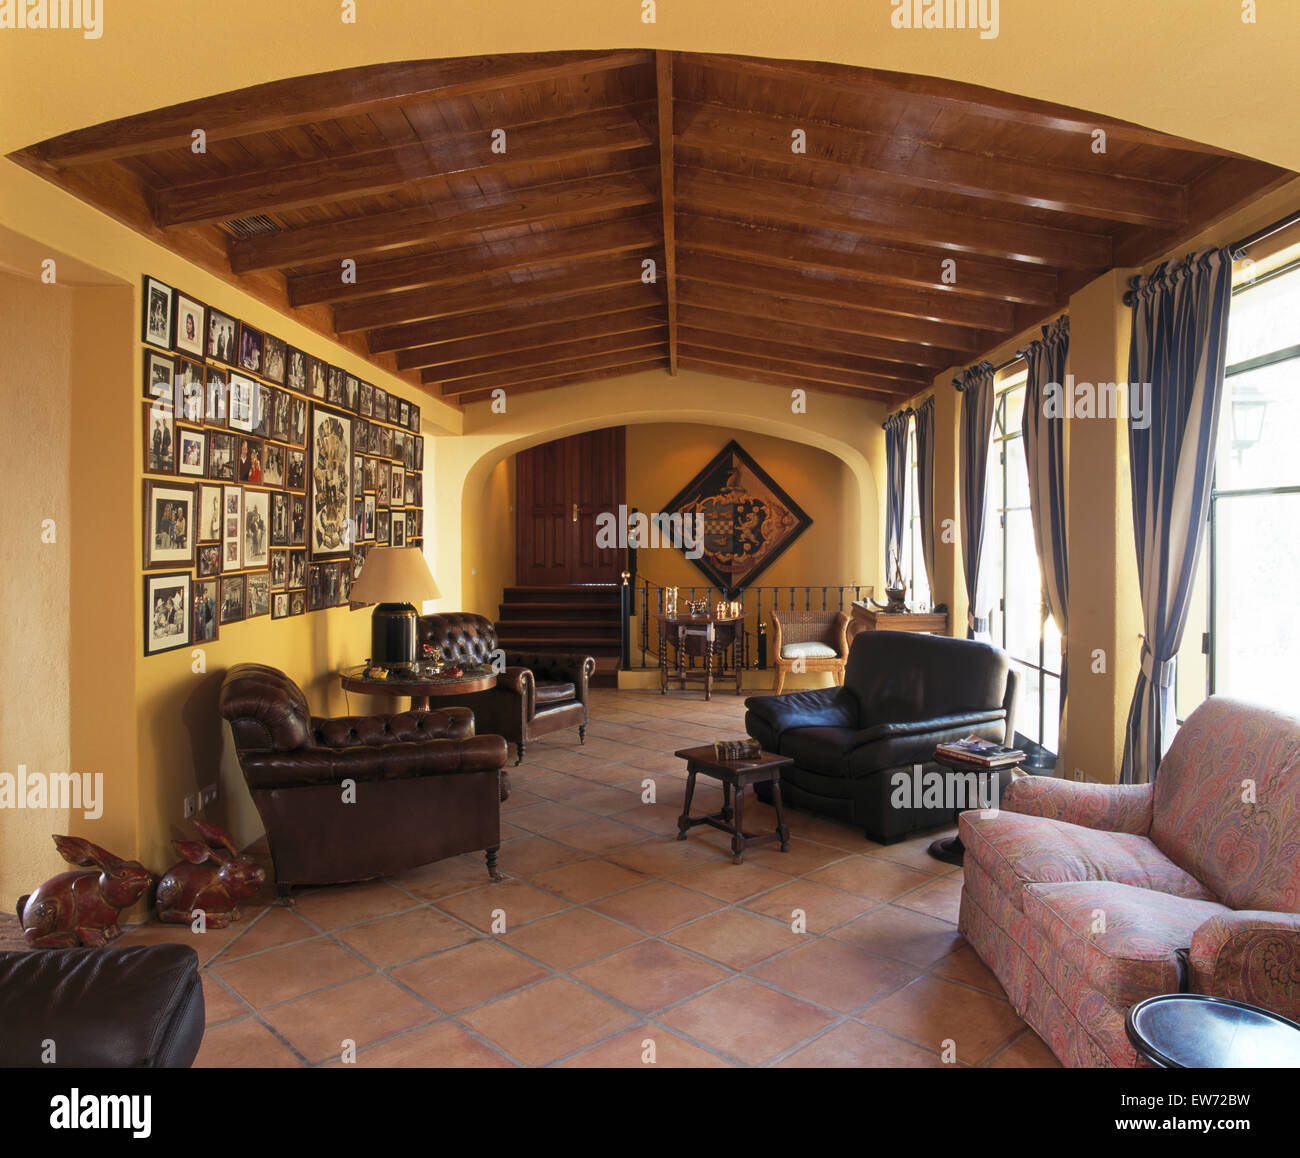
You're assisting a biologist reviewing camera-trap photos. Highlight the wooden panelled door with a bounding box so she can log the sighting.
[516,427,626,585]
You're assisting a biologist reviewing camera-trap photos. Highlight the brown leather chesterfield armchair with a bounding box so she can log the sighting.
[418,612,595,766]
[219,663,508,894]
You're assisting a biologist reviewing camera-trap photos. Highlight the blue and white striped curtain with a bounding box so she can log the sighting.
[1019,316,1071,719]
[1120,248,1234,784]
[883,410,911,578]
[955,362,996,637]
[914,396,937,597]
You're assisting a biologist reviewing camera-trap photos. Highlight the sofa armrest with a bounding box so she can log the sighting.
[239,734,508,790]
[744,688,855,739]
[311,707,475,746]
[1189,912,1300,1022]
[848,710,1006,748]
[1003,777,1153,834]
[505,652,595,704]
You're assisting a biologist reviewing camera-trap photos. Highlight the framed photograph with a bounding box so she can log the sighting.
[196,543,222,578]
[400,400,410,428]
[205,365,228,427]
[219,575,246,625]
[415,437,424,471]
[290,590,306,616]
[373,387,387,423]
[290,396,307,447]
[394,430,406,464]
[208,431,237,482]
[174,292,206,357]
[353,498,363,541]
[144,402,175,475]
[340,565,351,605]
[376,465,389,508]
[263,334,287,384]
[252,382,273,439]
[362,457,376,493]
[362,493,376,540]
[228,374,255,432]
[326,365,345,407]
[272,389,291,444]
[177,427,207,477]
[269,548,288,590]
[391,517,406,548]
[409,404,420,433]
[222,486,243,572]
[287,447,307,492]
[142,276,174,350]
[308,405,353,559]
[404,473,416,506]
[144,571,190,656]
[286,346,308,395]
[192,578,219,643]
[381,427,394,461]
[376,509,391,546]
[404,435,416,471]
[359,381,373,418]
[197,484,222,543]
[243,489,270,570]
[306,355,327,400]
[351,542,369,582]
[352,454,364,500]
[405,509,417,543]
[288,549,306,591]
[207,307,238,365]
[144,350,176,407]
[270,491,290,547]
[289,494,306,546]
[177,358,205,424]
[263,441,286,488]
[388,394,400,425]
[238,322,264,376]
[245,571,271,618]
[143,479,195,570]
[391,464,405,506]
[237,436,265,484]
[307,562,325,611]
[271,592,291,620]
[345,374,360,413]
[324,562,341,609]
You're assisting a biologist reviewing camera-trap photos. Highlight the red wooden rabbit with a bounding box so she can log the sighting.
[155,819,265,927]
[16,836,153,948]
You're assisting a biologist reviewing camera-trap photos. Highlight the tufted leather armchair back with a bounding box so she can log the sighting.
[419,612,499,665]
[218,663,314,752]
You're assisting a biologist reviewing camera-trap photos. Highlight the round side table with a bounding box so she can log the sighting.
[339,663,497,711]
[1126,993,1300,1068]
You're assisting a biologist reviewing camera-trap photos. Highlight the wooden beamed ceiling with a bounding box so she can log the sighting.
[13,50,1292,407]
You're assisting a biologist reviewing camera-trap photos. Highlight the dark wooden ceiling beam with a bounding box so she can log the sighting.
[31,51,651,168]
[677,168,1112,269]
[366,282,665,354]
[679,341,913,397]
[676,214,1059,306]
[679,252,1014,331]
[397,307,666,371]
[676,102,1186,227]
[656,50,679,375]
[290,215,660,307]
[157,104,654,227]
[452,358,667,404]
[229,169,657,274]
[678,352,906,402]
[428,328,669,385]
[677,300,950,370]
[439,351,668,396]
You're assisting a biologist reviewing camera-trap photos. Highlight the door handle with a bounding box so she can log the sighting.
[572,502,578,523]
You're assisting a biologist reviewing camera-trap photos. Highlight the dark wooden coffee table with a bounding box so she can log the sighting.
[1125,993,1300,1068]
[339,663,497,711]
[674,745,791,864]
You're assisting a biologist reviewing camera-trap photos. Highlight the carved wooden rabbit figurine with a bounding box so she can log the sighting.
[16,836,153,948]
[155,819,265,927]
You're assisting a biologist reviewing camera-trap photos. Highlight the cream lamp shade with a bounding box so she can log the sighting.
[350,546,441,606]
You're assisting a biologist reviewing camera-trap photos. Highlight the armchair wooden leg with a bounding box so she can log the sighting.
[514,742,525,766]
[485,846,503,882]
[578,725,587,745]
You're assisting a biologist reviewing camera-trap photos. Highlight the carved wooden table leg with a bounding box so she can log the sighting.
[676,767,699,840]
[731,780,746,863]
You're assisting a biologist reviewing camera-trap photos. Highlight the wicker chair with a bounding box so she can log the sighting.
[771,609,850,695]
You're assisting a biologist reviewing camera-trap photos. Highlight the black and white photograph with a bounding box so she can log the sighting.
[144,402,175,474]
[363,457,377,493]
[142,276,173,350]
[177,427,206,477]
[205,365,228,426]
[173,291,205,357]
[307,562,324,611]
[373,387,387,424]
[238,322,264,375]
[252,381,273,438]
[289,494,306,546]
[207,307,238,365]
[208,431,237,482]
[287,447,307,491]
[197,484,222,543]
[143,571,190,656]
[263,441,286,487]
[192,578,218,643]
[245,570,271,618]
[270,491,289,547]
[263,333,286,384]
[221,486,242,572]
[345,374,359,412]
[145,350,175,407]
[271,388,291,443]
[326,364,345,407]
[289,591,306,617]
[409,404,420,433]
[306,355,326,399]
[308,404,353,559]
[142,480,195,570]
[362,493,376,540]
[390,516,406,548]
[391,464,405,507]
[269,548,287,590]
[227,373,255,432]
[288,550,306,591]
[286,346,308,394]
[178,358,204,423]
[376,463,389,507]
[290,396,307,446]
[243,489,270,569]
[196,543,221,579]
[359,381,373,417]
[271,592,291,620]
[376,509,391,546]
[218,574,245,625]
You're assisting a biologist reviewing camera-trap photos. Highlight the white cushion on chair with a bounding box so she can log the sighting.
[780,642,838,660]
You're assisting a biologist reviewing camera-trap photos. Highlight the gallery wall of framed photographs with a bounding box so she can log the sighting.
[140,274,426,657]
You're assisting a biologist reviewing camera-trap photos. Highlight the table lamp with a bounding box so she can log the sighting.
[349,546,441,667]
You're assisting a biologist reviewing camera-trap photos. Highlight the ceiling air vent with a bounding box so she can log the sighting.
[220,215,282,239]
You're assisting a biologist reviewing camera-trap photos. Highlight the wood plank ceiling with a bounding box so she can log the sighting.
[12,50,1292,407]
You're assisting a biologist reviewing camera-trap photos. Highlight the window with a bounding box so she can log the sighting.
[979,368,1063,754]
[898,418,931,610]
[1176,259,1300,718]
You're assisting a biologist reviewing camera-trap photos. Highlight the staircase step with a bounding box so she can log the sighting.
[504,585,621,605]
[497,603,622,621]
[497,636,622,653]
[498,623,621,642]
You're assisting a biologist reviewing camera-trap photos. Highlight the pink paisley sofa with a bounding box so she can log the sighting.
[959,696,1300,1067]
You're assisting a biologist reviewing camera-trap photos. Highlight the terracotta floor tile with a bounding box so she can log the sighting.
[527,857,647,903]
[495,835,588,876]
[928,942,1007,997]
[858,975,1027,1065]
[571,940,729,1013]
[503,908,643,970]
[499,788,545,813]
[336,907,477,967]
[201,973,246,1026]
[547,817,652,854]
[263,973,435,1063]
[219,906,319,961]
[518,773,597,803]
[393,855,501,902]
[560,1026,734,1068]
[434,880,570,931]
[564,786,644,815]
[807,856,936,902]
[589,881,723,934]
[116,920,242,966]
[287,880,418,930]
[390,939,547,1012]
[741,881,877,934]
[788,816,883,853]
[460,978,635,1066]
[505,800,593,833]
[668,860,794,903]
[988,1028,1062,1068]
[193,1016,302,1068]
[893,875,965,923]
[660,978,835,1066]
[776,1021,947,1068]
[751,938,917,1012]
[864,834,956,876]
[605,838,725,876]
[214,938,371,1009]
[828,905,962,967]
[741,838,852,876]
[664,908,798,970]
[340,1020,515,1068]
[566,762,647,787]
[621,803,691,837]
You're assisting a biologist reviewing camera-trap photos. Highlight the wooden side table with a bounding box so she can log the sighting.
[656,613,744,700]
[339,663,497,711]
[674,745,791,864]
[927,750,1025,866]
[847,602,949,641]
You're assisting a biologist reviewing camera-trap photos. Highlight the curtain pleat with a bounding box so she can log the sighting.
[914,396,937,598]
[883,409,910,579]
[955,362,996,637]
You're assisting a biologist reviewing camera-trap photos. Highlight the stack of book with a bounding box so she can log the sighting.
[935,736,1025,768]
[713,737,762,761]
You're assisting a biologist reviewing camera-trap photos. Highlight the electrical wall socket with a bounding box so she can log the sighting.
[183,794,198,818]
[200,784,218,809]
[1073,768,1085,782]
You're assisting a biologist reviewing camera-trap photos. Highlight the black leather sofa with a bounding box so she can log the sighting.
[744,631,1019,843]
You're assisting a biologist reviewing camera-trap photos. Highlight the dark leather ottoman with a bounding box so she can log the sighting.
[0,944,205,1067]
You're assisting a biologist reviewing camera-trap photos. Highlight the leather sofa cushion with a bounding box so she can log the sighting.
[1021,880,1230,1007]
[779,726,861,771]
[780,642,839,660]
[535,680,576,704]
[960,809,1218,912]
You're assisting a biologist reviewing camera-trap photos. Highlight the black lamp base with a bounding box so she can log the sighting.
[371,602,417,667]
